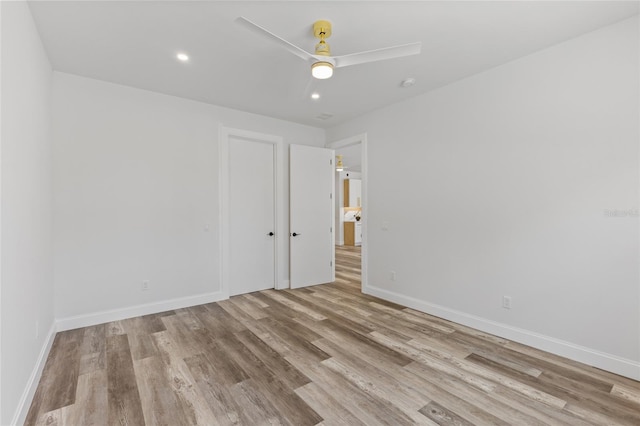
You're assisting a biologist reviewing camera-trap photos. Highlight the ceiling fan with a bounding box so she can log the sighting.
[236,17,421,80]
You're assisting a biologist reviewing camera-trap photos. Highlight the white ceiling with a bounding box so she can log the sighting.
[28,1,639,128]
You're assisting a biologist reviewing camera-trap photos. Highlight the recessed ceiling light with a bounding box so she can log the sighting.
[401,77,416,88]
[311,92,320,100]
[176,53,189,62]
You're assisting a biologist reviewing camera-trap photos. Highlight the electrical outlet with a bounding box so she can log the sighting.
[390,271,396,281]
[142,280,150,291]
[502,295,512,310]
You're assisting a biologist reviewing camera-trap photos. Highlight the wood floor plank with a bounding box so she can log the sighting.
[262,289,327,321]
[127,332,159,361]
[152,331,220,425]
[185,332,251,386]
[79,324,106,355]
[259,316,332,363]
[408,334,569,409]
[320,357,433,424]
[186,357,253,425]
[370,331,498,393]
[28,331,82,418]
[504,336,640,390]
[468,349,543,378]
[227,379,291,425]
[134,355,190,426]
[173,308,203,331]
[34,409,62,426]
[227,295,269,320]
[314,320,516,425]
[419,400,475,426]
[26,244,640,426]
[200,302,247,335]
[468,352,640,424]
[106,334,146,425]
[368,301,457,334]
[242,292,270,308]
[285,351,418,425]
[160,314,206,358]
[291,289,416,343]
[280,290,380,336]
[563,401,638,426]
[611,382,640,405]
[217,333,324,426]
[59,369,108,426]
[106,320,126,337]
[313,337,427,409]
[233,329,312,389]
[188,304,239,339]
[402,359,553,426]
[295,382,369,426]
[48,333,82,410]
[140,310,175,333]
[215,300,296,358]
[79,351,106,376]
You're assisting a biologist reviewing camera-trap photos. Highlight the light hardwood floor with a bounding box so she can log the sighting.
[26,245,640,425]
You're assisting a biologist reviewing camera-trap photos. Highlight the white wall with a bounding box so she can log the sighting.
[1,1,55,424]
[327,17,640,379]
[53,72,325,326]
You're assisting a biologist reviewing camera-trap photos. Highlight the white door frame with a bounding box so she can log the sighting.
[219,126,285,299]
[326,133,368,292]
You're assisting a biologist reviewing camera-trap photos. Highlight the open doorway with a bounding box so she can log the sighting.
[335,244,361,292]
[327,134,367,292]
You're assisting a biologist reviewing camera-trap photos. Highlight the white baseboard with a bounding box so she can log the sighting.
[56,291,227,331]
[364,284,640,381]
[12,322,57,426]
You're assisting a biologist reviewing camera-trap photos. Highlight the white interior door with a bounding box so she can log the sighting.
[229,136,275,296]
[290,144,335,288]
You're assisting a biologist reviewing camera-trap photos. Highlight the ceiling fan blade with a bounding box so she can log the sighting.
[333,42,422,68]
[236,17,314,62]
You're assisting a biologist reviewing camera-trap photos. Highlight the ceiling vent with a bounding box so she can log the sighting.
[315,113,334,121]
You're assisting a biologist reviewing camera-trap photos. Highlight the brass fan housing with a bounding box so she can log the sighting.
[313,20,332,39]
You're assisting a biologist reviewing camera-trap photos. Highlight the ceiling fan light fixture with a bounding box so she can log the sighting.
[311,61,334,79]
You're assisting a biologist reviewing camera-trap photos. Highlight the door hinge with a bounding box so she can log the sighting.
[330,158,333,165]
[330,193,333,199]
[330,260,333,267]
[330,227,332,233]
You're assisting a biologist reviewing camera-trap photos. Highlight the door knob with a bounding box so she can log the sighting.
[292,232,301,237]
[267,232,274,236]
